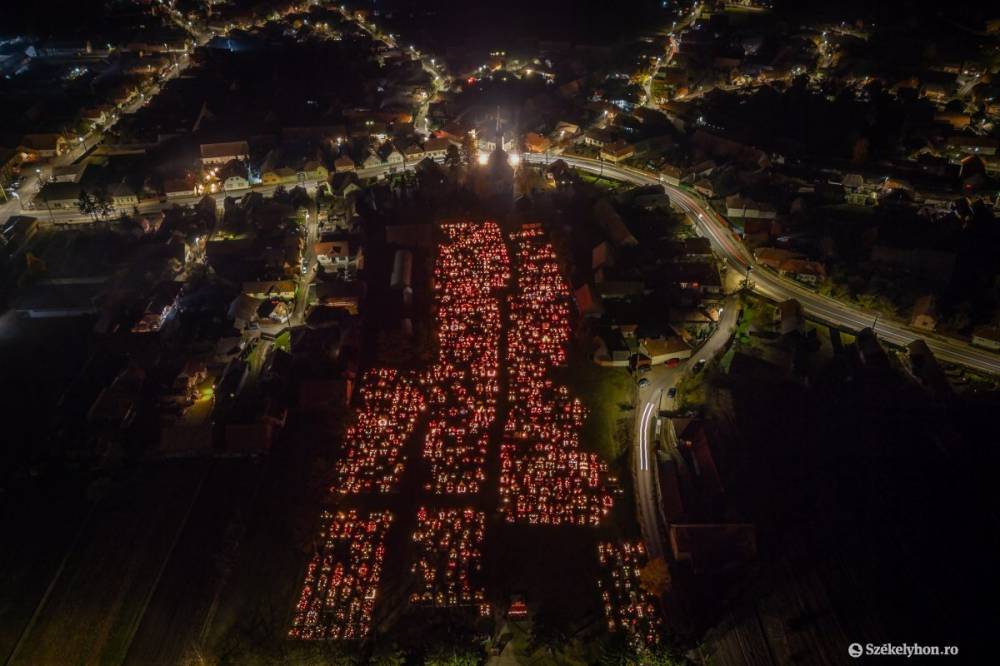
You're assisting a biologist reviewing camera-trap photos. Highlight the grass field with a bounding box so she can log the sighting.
[555,348,640,538]
[556,349,634,462]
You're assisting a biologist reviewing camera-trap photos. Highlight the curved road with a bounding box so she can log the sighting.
[525,153,1000,376]
[524,151,999,558]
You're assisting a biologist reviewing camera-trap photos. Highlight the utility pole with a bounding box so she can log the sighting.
[872,313,880,334]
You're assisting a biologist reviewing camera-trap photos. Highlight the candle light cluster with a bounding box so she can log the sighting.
[409,506,487,607]
[289,510,393,640]
[596,541,663,648]
[333,368,426,495]
[422,222,510,495]
[500,225,615,525]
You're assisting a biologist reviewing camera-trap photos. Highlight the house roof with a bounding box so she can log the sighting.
[200,141,249,159]
[164,177,195,193]
[640,335,691,357]
[424,137,450,151]
[972,325,1000,343]
[778,298,803,320]
[779,258,825,277]
[601,140,634,157]
[912,294,936,317]
[38,181,85,203]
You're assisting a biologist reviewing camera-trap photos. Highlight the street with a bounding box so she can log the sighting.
[524,153,1000,376]
[631,298,740,558]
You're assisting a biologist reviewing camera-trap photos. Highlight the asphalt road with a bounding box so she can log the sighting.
[632,299,740,559]
[523,150,998,558]
[524,153,1000,376]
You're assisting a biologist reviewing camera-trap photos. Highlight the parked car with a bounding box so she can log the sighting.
[638,378,650,388]
[692,358,706,373]
[667,387,677,398]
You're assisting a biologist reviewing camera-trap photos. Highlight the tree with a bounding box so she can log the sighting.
[289,185,311,209]
[425,648,480,666]
[93,186,114,219]
[461,132,477,167]
[639,557,671,596]
[369,643,406,666]
[444,144,462,171]
[77,190,97,221]
[598,635,688,666]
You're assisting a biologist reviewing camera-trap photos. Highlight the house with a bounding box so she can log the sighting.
[362,150,383,169]
[269,167,300,186]
[423,137,451,160]
[315,238,362,270]
[400,143,425,163]
[574,284,604,318]
[640,334,692,364]
[842,173,865,191]
[910,295,937,331]
[524,132,551,153]
[971,325,1000,350]
[776,299,804,334]
[599,140,635,163]
[379,143,404,167]
[257,299,290,324]
[593,198,638,247]
[164,177,196,198]
[108,183,138,209]
[51,163,88,183]
[199,141,250,166]
[681,237,713,260]
[330,171,361,198]
[552,121,580,140]
[592,241,615,271]
[36,181,86,210]
[658,460,685,522]
[223,174,250,191]
[689,160,717,178]
[693,178,715,198]
[778,258,826,284]
[300,160,329,182]
[593,328,630,366]
[242,280,296,300]
[132,282,182,333]
[595,280,644,300]
[18,133,67,158]
[753,246,802,271]
[724,195,776,219]
[582,128,615,148]
[315,280,364,314]
[665,262,722,294]
[675,419,724,496]
[333,154,356,172]
[945,135,999,156]
[659,165,683,186]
